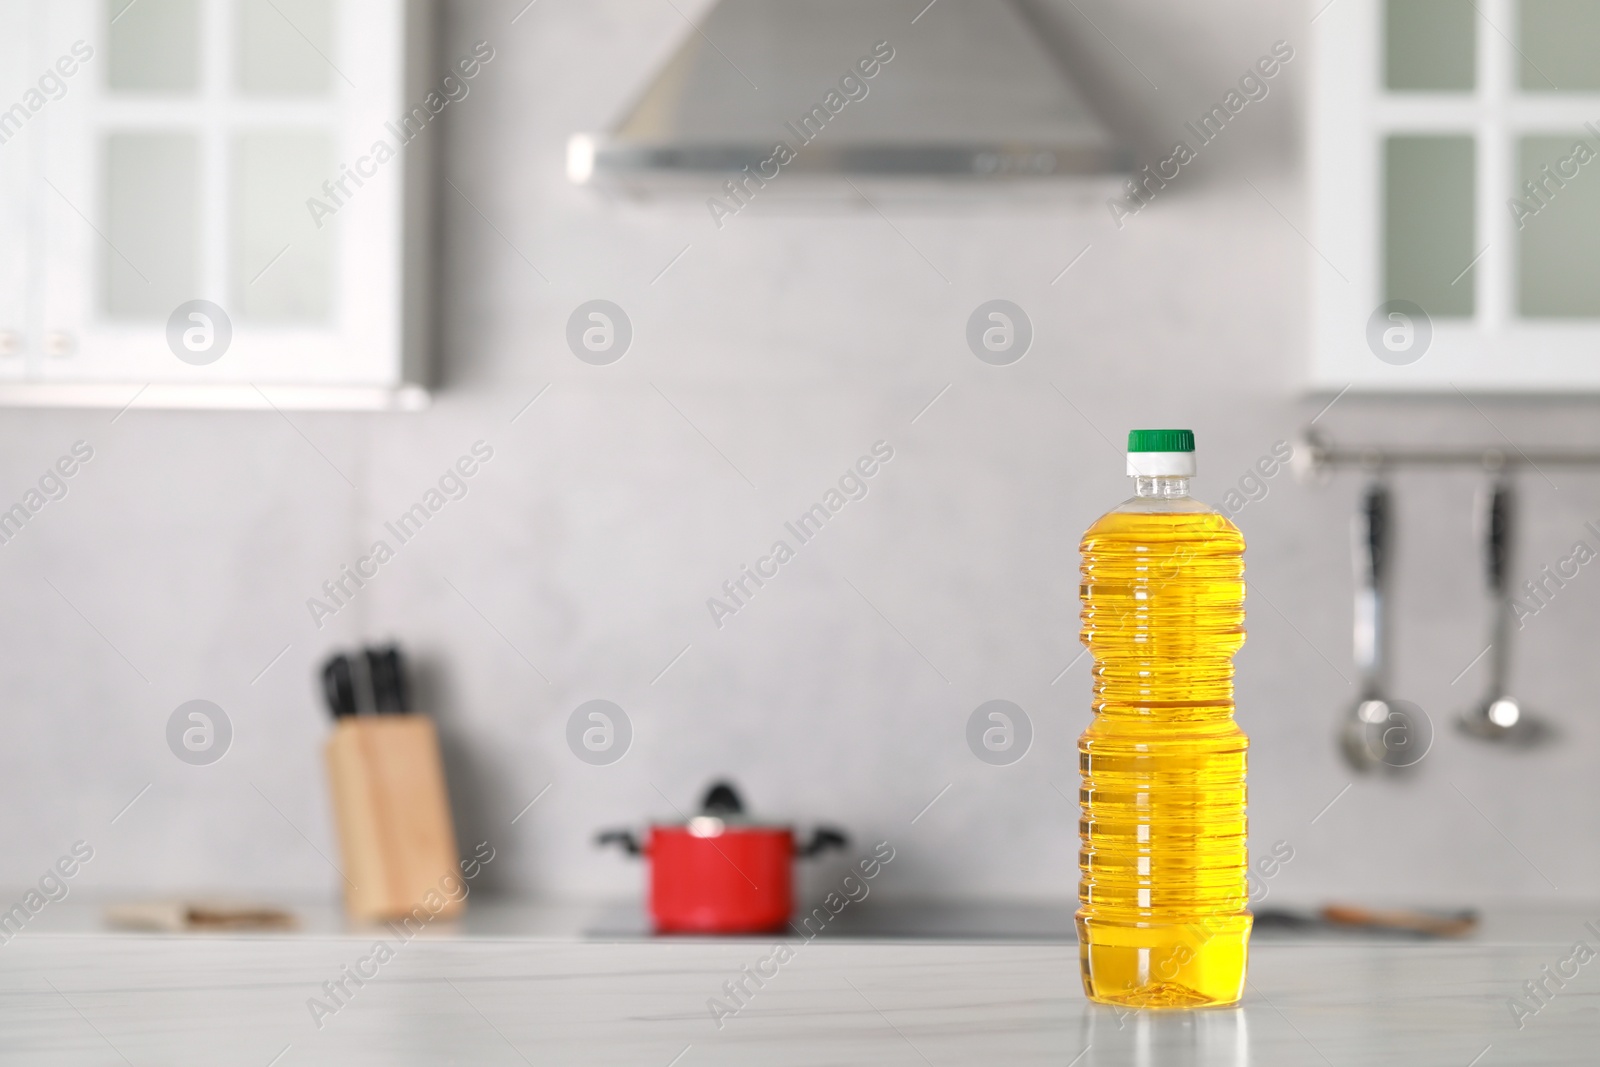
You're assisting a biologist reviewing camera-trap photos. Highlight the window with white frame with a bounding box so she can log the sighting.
[0,0,431,409]
[1312,0,1600,391]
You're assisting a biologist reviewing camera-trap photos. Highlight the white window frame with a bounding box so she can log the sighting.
[0,2,33,376]
[1311,0,1600,392]
[0,0,432,410]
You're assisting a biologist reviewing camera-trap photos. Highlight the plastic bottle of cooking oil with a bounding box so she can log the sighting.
[1077,429,1250,1008]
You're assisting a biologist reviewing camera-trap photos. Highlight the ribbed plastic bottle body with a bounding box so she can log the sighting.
[1077,496,1249,1008]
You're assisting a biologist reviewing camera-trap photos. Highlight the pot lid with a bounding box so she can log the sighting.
[672,780,786,836]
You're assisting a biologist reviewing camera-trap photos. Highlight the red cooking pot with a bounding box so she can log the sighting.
[597,781,848,934]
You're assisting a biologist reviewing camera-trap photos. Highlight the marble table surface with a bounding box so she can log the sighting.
[0,899,1595,1065]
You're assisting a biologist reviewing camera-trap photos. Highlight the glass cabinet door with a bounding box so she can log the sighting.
[2,0,426,407]
[1313,0,1600,390]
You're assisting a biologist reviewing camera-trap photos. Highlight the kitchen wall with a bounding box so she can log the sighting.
[3,0,1596,909]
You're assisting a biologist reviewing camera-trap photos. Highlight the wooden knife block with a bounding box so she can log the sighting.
[325,716,463,922]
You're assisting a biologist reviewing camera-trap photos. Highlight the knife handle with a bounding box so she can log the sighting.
[321,655,356,718]
[386,647,410,714]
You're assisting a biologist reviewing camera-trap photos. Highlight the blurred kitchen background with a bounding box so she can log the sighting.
[0,0,1594,911]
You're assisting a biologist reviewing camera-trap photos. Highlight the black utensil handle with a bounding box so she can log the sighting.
[1487,482,1511,594]
[596,829,642,856]
[797,827,849,858]
[1362,483,1388,584]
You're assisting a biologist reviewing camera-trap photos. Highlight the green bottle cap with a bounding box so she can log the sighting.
[1127,429,1195,453]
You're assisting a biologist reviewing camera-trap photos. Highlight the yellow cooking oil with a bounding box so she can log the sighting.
[1077,429,1250,1008]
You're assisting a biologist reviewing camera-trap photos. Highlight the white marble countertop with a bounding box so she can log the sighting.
[1,899,1595,1065]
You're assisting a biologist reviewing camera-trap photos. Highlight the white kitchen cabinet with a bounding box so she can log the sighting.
[0,0,433,410]
[1311,0,1600,392]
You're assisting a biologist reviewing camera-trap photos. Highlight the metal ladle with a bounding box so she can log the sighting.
[1341,481,1398,771]
[1459,480,1544,743]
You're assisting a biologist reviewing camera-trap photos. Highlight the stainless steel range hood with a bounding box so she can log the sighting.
[568,0,1128,193]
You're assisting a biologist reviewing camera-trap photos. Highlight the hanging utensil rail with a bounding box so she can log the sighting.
[1296,430,1600,475]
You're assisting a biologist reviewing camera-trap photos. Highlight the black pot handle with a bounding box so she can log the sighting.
[797,827,849,858]
[596,829,642,856]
